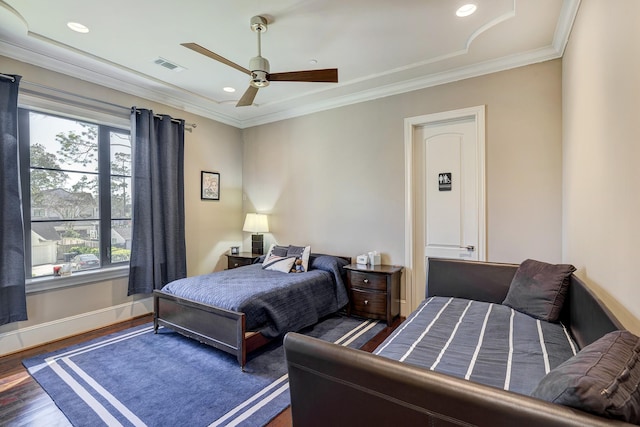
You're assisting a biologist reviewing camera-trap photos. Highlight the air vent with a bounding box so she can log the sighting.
[153,57,186,72]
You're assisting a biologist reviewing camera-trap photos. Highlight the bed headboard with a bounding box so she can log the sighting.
[254,253,351,265]
[308,253,351,265]
[426,258,622,349]
[337,255,352,264]
[427,258,517,303]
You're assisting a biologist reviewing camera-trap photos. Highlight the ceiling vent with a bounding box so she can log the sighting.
[153,57,186,72]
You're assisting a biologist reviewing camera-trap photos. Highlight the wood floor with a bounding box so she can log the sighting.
[0,314,401,426]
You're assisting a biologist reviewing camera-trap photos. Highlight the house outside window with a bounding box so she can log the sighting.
[19,109,132,279]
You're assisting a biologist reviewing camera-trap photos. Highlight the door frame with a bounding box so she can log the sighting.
[404,105,487,312]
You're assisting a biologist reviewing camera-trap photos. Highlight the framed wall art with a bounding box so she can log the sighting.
[201,171,220,201]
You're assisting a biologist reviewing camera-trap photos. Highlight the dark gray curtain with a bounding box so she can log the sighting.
[128,108,186,295]
[0,74,27,326]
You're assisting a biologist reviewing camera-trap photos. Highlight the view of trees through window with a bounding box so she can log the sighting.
[22,110,131,277]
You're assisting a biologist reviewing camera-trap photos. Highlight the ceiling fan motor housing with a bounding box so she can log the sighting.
[249,56,270,87]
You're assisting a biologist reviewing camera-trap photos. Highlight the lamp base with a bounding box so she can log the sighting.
[251,234,264,255]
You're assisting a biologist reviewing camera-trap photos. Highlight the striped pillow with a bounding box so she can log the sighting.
[262,244,289,264]
[262,244,296,273]
[262,255,296,273]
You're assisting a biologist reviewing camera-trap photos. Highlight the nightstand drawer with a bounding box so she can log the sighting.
[348,271,387,291]
[228,257,253,269]
[350,289,387,319]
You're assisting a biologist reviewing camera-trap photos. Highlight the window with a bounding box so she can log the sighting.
[19,109,131,279]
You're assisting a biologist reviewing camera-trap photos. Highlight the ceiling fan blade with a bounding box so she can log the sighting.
[181,42,251,75]
[268,68,338,83]
[236,86,259,107]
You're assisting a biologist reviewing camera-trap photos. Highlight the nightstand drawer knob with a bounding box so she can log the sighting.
[363,279,369,283]
[364,300,369,305]
[234,263,239,267]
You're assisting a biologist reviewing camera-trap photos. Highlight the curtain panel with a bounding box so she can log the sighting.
[0,74,27,326]
[128,108,186,295]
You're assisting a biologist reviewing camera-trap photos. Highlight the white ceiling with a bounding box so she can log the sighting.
[0,0,579,128]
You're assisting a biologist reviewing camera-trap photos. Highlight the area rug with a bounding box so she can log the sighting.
[23,314,384,427]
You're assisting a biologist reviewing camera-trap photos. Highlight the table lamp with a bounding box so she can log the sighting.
[243,213,269,254]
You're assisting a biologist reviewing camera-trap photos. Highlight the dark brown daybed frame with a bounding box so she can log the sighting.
[153,255,351,369]
[284,258,634,426]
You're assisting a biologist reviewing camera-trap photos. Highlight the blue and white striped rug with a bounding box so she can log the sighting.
[23,314,384,427]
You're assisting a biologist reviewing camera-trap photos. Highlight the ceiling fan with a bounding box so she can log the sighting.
[182,15,338,107]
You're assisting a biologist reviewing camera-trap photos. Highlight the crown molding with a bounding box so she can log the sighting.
[553,0,581,54]
[240,45,563,128]
[0,0,579,130]
[0,39,243,128]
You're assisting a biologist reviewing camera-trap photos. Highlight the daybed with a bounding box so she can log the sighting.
[284,258,639,426]
[154,249,350,368]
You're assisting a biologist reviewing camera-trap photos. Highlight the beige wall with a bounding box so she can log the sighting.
[11,4,638,350]
[563,1,640,334]
[0,57,243,343]
[243,59,564,313]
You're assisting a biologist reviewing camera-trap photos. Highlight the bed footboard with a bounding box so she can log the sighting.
[153,290,247,367]
[284,333,630,427]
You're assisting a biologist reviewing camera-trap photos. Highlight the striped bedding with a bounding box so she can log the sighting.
[374,296,578,396]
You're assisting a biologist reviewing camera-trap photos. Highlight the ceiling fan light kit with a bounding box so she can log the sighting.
[249,57,270,88]
[182,15,338,107]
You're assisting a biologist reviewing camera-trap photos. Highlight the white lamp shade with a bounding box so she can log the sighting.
[243,213,269,233]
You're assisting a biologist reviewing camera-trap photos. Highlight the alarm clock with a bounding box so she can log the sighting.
[356,254,369,265]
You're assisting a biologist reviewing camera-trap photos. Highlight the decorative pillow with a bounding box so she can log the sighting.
[532,330,640,424]
[309,254,349,273]
[262,244,289,266]
[287,245,311,273]
[262,254,296,273]
[502,259,576,322]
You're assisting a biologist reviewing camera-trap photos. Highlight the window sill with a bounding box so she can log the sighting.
[26,266,130,294]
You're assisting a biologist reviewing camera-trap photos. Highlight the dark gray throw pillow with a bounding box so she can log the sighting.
[532,330,640,424]
[271,245,289,257]
[502,259,576,322]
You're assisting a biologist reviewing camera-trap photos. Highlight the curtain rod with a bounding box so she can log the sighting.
[18,80,196,132]
[132,108,197,129]
[1,73,16,82]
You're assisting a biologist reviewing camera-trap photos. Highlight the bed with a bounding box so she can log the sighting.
[372,295,578,396]
[284,258,640,426]
[153,252,350,369]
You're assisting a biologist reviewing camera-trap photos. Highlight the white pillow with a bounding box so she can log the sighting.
[287,245,311,273]
[262,255,296,273]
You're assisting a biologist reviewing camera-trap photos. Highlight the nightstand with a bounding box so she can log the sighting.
[344,264,402,325]
[225,252,261,269]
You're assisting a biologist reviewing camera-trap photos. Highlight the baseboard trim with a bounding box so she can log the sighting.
[0,298,153,357]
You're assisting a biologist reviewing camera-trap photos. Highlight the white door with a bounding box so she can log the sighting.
[423,118,480,261]
[405,107,485,311]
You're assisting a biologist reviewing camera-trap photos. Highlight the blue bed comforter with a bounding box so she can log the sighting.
[161,255,349,338]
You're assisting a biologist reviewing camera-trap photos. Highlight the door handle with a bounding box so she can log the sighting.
[460,245,475,251]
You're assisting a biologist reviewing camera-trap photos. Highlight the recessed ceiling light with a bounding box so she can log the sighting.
[223,87,236,93]
[67,22,89,33]
[456,4,477,17]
